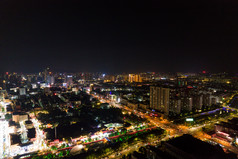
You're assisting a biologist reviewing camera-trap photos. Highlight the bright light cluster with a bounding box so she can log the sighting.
[0,120,10,158]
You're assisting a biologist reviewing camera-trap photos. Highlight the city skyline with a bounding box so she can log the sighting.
[1,65,238,158]
[0,0,238,73]
[1,1,238,158]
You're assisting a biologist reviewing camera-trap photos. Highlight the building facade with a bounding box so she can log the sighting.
[150,86,170,115]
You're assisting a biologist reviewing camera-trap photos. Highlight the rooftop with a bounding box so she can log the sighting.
[166,134,231,159]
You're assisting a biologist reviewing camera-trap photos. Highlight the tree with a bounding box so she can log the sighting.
[51,146,57,151]
[57,151,63,157]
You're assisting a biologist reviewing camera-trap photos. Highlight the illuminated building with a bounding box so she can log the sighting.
[191,92,214,110]
[78,79,85,84]
[150,86,170,115]
[115,74,128,82]
[104,75,116,83]
[177,77,188,87]
[31,84,37,89]
[169,98,181,114]
[89,84,94,92]
[43,67,50,81]
[46,75,55,85]
[192,95,203,110]
[19,88,26,96]
[202,93,211,106]
[0,119,10,158]
[12,112,28,123]
[150,86,185,115]
[64,75,73,87]
[123,74,128,82]
[211,96,219,105]
[139,72,154,82]
[128,74,142,83]
[181,97,193,112]
[19,121,28,143]
[214,118,238,144]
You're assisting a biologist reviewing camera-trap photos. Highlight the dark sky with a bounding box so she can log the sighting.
[0,0,238,73]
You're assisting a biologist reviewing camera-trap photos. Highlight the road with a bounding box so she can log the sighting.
[21,92,238,158]
[90,93,238,158]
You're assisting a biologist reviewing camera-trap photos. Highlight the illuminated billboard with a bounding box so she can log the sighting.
[186,118,194,122]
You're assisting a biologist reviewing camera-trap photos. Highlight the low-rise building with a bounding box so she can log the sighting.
[12,112,28,123]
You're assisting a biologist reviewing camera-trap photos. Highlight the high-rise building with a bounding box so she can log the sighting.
[150,86,185,116]
[202,93,211,106]
[43,67,50,81]
[64,75,73,87]
[181,97,193,112]
[128,74,142,83]
[192,95,203,110]
[150,86,170,115]
[169,98,181,114]
[46,75,55,85]
[211,96,219,105]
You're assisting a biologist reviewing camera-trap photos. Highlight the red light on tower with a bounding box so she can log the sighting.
[202,71,206,74]
[6,72,8,75]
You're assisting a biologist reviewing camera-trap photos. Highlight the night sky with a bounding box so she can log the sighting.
[0,0,238,73]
